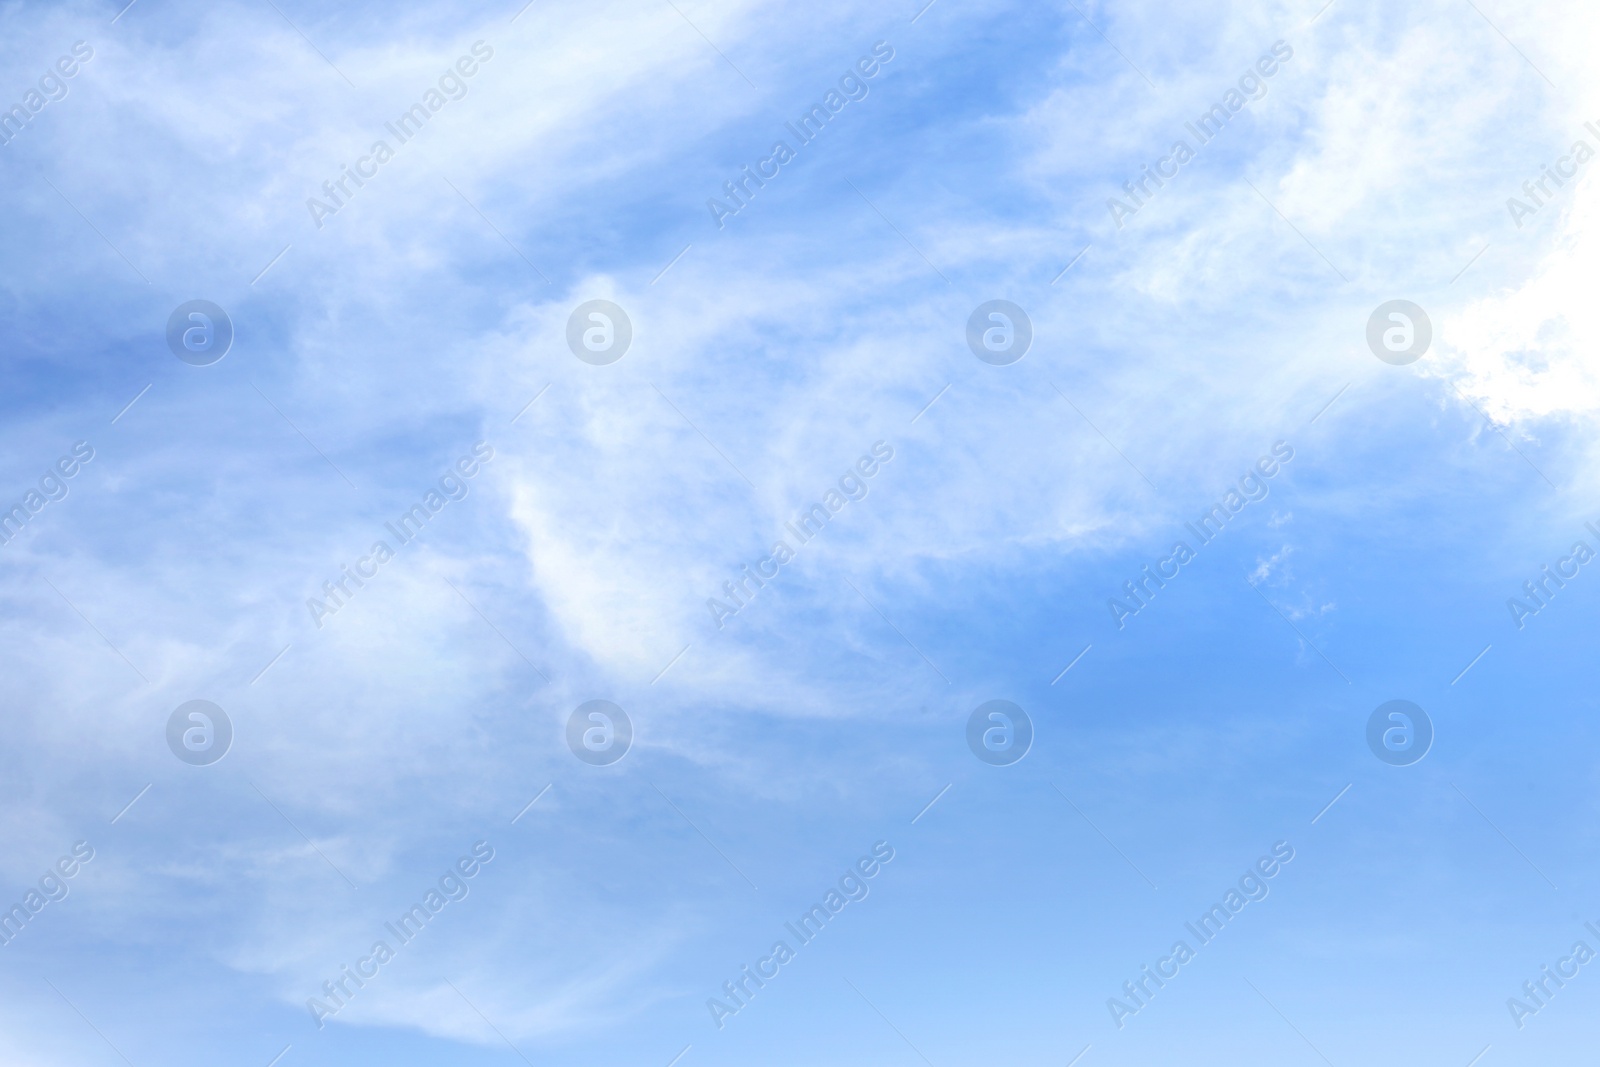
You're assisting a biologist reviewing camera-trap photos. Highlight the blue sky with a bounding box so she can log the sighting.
[2,0,1599,1064]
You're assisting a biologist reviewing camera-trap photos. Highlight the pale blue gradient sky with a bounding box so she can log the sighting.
[1,0,1599,1065]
